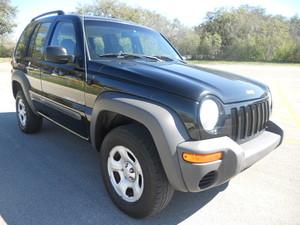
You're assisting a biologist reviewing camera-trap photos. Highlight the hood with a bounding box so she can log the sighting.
[94,60,268,104]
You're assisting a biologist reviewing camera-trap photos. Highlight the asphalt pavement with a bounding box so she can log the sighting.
[0,62,299,225]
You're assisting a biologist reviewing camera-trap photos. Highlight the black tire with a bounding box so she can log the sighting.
[100,123,174,218]
[16,90,43,133]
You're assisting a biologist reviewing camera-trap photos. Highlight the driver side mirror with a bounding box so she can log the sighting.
[45,46,73,64]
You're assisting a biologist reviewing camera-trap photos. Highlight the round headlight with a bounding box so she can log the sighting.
[200,99,220,132]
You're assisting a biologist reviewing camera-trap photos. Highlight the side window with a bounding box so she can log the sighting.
[15,23,35,58]
[31,23,51,60]
[50,22,76,55]
[28,24,40,57]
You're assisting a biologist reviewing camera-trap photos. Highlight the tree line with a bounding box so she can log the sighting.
[0,0,299,62]
[77,0,300,62]
[195,6,300,62]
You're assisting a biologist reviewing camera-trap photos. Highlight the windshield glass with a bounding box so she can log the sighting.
[84,19,181,61]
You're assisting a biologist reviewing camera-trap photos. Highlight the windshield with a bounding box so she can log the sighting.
[84,19,181,61]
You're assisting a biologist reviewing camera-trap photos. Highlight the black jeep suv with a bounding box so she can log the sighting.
[12,10,283,218]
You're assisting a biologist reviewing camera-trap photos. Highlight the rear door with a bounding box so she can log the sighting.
[13,23,36,75]
[38,18,88,138]
[26,23,51,93]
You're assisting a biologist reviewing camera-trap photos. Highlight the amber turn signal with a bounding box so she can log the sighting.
[182,152,223,163]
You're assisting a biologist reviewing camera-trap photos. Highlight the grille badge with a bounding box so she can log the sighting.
[246,90,255,95]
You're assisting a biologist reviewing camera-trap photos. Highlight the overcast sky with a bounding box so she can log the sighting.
[11,0,300,40]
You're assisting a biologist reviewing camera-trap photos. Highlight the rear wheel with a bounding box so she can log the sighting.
[100,124,174,218]
[16,91,43,133]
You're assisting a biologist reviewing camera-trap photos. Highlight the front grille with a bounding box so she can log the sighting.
[231,99,270,141]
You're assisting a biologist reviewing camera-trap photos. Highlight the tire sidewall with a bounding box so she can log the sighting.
[16,92,27,131]
[100,129,157,218]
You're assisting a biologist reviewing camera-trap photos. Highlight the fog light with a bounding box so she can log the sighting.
[182,152,223,163]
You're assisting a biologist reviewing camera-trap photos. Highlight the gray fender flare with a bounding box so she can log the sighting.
[11,69,37,114]
[91,92,190,192]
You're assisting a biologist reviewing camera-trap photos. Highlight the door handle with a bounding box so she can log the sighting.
[25,61,31,71]
[26,62,39,73]
[51,69,64,76]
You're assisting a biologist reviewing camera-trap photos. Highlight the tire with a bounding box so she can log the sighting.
[16,90,43,133]
[100,123,174,218]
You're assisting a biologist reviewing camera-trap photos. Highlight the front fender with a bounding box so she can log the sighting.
[91,92,190,192]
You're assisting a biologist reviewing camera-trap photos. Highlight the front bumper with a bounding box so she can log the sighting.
[177,121,283,192]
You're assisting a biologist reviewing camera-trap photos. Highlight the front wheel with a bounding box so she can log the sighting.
[100,124,174,218]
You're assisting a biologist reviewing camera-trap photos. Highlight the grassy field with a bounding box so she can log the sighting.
[0,58,11,63]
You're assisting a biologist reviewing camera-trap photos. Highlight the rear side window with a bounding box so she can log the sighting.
[30,23,51,60]
[14,23,35,58]
[50,22,76,55]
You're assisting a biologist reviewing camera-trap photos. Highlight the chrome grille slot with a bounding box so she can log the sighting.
[231,99,270,141]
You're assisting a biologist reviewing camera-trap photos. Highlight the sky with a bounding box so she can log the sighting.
[11,0,300,40]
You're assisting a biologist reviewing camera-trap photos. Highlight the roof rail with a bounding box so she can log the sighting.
[31,10,65,21]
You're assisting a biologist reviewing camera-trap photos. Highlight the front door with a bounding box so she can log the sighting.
[38,19,88,138]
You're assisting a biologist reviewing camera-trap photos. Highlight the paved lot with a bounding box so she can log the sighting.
[0,62,299,225]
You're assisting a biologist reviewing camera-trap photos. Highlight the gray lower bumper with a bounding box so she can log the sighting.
[177,121,283,192]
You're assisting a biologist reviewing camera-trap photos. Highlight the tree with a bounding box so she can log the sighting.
[0,0,17,57]
[196,5,299,62]
[286,15,300,62]
[0,0,17,35]
[198,33,221,59]
[77,1,300,62]
[289,15,300,38]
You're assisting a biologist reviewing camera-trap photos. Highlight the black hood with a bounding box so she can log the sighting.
[94,60,268,104]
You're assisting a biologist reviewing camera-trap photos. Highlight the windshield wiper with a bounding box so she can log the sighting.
[153,55,175,61]
[154,55,187,63]
[96,52,162,61]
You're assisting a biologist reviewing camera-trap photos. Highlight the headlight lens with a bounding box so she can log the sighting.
[267,90,272,108]
[267,90,273,116]
[200,99,220,132]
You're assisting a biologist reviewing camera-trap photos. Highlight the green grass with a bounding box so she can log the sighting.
[187,60,300,66]
[0,58,11,63]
